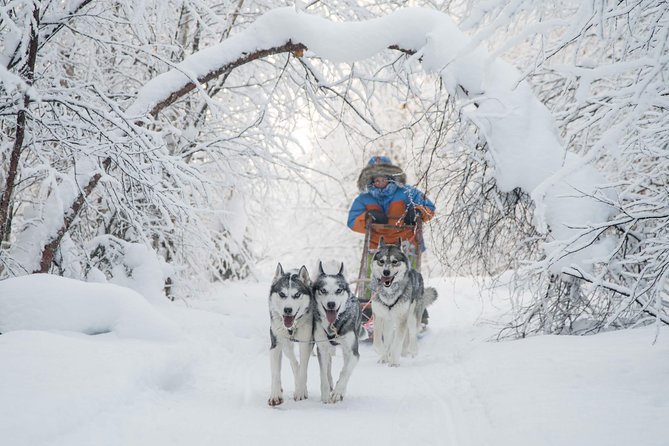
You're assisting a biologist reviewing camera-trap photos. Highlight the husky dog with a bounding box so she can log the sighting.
[312,261,362,403]
[371,239,438,366]
[268,263,314,406]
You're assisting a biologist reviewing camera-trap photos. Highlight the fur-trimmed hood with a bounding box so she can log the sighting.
[356,156,406,192]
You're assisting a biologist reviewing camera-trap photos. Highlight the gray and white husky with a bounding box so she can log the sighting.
[312,261,362,403]
[267,263,314,406]
[371,239,438,366]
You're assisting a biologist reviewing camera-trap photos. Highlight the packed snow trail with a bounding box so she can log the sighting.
[1,276,668,446]
[160,280,492,446]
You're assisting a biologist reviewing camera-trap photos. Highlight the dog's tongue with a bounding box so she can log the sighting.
[325,309,338,324]
[381,276,393,286]
[283,315,295,328]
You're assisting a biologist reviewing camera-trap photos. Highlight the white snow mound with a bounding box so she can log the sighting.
[0,274,179,341]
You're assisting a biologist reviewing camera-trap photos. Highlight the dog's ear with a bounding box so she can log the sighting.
[318,261,325,275]
[337,262,345,276]
[274,262,284,279]
[395,238,402,248]
[298,265,310,285]
[379,236,385,247]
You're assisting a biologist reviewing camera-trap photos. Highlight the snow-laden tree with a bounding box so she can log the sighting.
[0,0,434,296]
[1,0,667,336]
[426,0,669,335]
[0,0,448,297]
[0,0,307,296]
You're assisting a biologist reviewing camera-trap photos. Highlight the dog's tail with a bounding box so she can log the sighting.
[423,287,438,306]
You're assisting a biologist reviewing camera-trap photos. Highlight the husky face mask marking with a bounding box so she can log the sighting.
[371,242,409,288]
[269,264,312,329]
[313,262,351,325]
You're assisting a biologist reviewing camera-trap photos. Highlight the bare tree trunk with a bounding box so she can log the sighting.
[0,5,40,243]
[36,157,111,273]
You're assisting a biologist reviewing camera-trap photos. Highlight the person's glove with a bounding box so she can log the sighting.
[404,206,419,225]
[367,209,388,224]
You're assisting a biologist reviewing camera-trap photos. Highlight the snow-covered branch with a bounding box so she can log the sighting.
[1,1,666,334]
[131,7,611,276]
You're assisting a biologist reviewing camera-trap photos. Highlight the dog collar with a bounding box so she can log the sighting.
[373,285,402,309]
[376,295,401,310]
[325,325,339,346]
[287,327,295,340]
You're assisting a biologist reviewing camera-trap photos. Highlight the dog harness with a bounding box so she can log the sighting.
[373,280,410,310]
[324,326,339,345]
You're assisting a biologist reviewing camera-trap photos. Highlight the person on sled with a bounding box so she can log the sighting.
[347,155,435,252]
[347,155,436,330]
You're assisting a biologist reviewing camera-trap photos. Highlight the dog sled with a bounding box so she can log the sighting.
[354,214,424,339]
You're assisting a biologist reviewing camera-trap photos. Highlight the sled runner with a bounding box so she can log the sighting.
[355,214,424,340]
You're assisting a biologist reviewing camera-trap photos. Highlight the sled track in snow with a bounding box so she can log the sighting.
[189,285,496,445]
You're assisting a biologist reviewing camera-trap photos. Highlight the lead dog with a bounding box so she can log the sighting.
[267,263,314,406]
[371,239,438,366]
[312,261,362,403]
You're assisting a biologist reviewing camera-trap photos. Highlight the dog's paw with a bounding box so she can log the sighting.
[329,391,344,403]
[293,389,308,401]
[268,395,284,406]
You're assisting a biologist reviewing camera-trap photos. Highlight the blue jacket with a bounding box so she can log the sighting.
[347,182,435,249]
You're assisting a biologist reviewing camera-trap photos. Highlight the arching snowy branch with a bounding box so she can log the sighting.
[129,6,614,274]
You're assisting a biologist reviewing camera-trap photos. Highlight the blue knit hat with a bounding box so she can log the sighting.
[367,155,393,166]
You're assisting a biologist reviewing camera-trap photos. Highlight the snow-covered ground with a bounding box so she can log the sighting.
[1,274,667,446]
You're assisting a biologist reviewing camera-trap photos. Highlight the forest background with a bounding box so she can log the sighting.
[1,0,667,338]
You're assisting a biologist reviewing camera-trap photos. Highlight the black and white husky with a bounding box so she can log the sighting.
[371,239,438,366]
[312,261,362,403]
[267,263,314,406]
